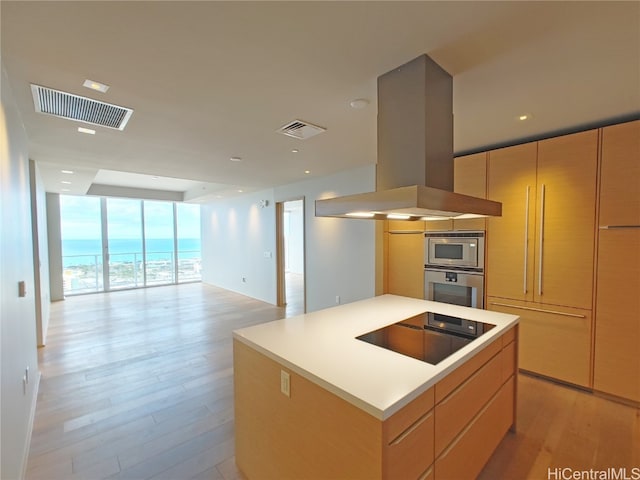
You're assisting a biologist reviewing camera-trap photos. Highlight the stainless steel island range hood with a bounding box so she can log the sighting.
[315,54,501,220]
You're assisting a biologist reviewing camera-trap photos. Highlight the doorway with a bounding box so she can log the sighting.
[276,199,305,315]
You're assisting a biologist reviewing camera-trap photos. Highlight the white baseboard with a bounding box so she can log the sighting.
[20,370,41,480]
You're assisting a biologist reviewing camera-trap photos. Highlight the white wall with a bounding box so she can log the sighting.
[201,189,277,304]
[29,160,51,346]
[200,165,377,313]
[1,64,40,480]
[275,165,376,312]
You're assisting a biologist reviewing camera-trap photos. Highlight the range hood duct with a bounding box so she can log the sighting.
[315,54,501,220]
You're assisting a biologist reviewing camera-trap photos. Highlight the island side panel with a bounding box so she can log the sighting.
[233,339,383,479]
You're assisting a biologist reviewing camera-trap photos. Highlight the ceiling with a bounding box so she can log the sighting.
[2,1,638,202]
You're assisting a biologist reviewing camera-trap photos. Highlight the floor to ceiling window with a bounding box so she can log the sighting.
[107,197,144,290]
[60,195,201,295]
[144,200,176,286]
[60,195,104,294]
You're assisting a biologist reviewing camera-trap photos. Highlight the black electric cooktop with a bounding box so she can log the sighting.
[356,313,495,365]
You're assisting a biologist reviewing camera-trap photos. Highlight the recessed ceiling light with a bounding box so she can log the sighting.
[517,113,532,121]
[349,98,370,109]
[61,188,70,192]
[61,170,74,174]
[230,156,242,162]
[78,126,96,135]
[83,79,109,93]
[237,189,243,193]
[304,170,311,174]
[61,181,71,185]
[292,149,299,153]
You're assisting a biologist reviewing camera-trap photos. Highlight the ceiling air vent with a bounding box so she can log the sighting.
[276,119,326,140]
[30,84,133,130]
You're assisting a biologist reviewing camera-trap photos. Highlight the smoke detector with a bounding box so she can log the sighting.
[31,84,133,130]
[276,119,326,140]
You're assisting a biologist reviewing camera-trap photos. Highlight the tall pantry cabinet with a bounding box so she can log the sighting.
[593,120,640,403]
[486,130,599,388]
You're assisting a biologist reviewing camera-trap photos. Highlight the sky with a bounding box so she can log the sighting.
[60,195,201,240]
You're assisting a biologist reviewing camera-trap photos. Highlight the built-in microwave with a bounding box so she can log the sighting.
[424,231,485,271]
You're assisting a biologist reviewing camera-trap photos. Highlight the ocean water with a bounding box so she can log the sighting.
[63,238,201,266]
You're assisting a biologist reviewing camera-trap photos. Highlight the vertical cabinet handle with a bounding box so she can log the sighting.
[523,186,530,294]
[538,184,546,296]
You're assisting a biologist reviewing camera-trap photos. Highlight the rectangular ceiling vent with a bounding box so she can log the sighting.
[30,84,133,130]
[276,119,326,140]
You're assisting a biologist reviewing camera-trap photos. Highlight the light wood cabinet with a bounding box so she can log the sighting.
[382,386,435,479]
[434,377,514,480]
[592,120,640,403]
[452,152,487,231]
[593,227,640,402]
[487,130,598,309]
[486,143,538,302]
[433,330,517,479]
[599,120,640,227]
[434,352,503,457]
[235,326,518,480]
[486,131,598,386]
[387,231,425,299]
[488,298,592,387]
[234,340,383,479]
[536,130,599,309]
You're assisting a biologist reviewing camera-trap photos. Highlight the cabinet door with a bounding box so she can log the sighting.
[488,298,592,387]
[424,219,453,232]
[600,120,640,227]
[387,232,425,299]
[387,219,426,232]
[486,143,538,301]
[452,153,487,231]
[594,229,640,402]
[535,130,598,309]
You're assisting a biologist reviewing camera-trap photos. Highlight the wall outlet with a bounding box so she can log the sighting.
[263,251,272,259]
[280,370,290,397]
[22,376,27,395]
[335,295,340,304]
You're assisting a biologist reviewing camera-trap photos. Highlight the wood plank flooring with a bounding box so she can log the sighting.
[27,283,639,479]
[27,283,288,480]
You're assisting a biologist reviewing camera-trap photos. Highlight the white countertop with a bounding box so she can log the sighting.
[233,294,519,420]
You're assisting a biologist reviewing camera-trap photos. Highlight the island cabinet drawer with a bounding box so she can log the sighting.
[382,386,434,480]
[434,351,503,457]
[384,386,434,442]
[434,377,515,480]
[383,410,434,480]
[501,338,517,383]
[434,336,502,403]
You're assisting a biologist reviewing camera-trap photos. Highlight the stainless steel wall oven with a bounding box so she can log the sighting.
[424,231,486,335]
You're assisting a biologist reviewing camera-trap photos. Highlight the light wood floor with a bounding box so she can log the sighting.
[27,283,639,479]
[284,271,304,315]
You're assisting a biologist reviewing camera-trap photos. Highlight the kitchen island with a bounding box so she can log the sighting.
[233,294,519,479]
